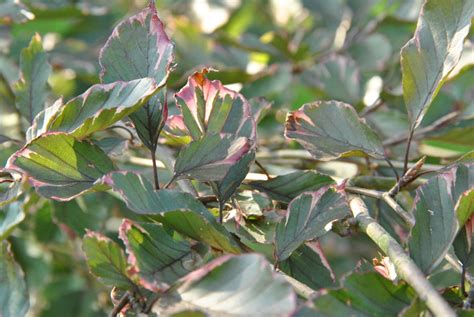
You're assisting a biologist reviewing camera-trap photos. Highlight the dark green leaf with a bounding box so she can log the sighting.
[7,133,114,200]
[0,240,29,317]
[174,134,251,182]
[13,33,52,124]
[275,187,350,261]
[119,220,203,290]
[82,230,135,289]
[99,1,174,85]
[401,0,474,128]
[130,89,167,151]
[0,177,22,207]
[285,101,385,161]
[47,78,159,138]
[249,170,335,203]
[154,254,296,316]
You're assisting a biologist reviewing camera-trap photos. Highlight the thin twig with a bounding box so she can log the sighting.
[254,160,272,179]
[349,196,456,317]
[360,98,384,117]
[150,150,160,190]
[107,125,135,142]
[110,291,131,317]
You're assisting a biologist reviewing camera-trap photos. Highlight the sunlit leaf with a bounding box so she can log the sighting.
[0,240,29,317]
[275,187,350,261]
[173,134,251,182]
[173,69,256,141]
[154,254,296,316]
[401,0,474,128]
[13,33,51,124]
[7,133,114,200]
[104,171,241,253]
[285,101,385,161]
[82,230,135,289]
[119,220,203,291]
[47,78,158,138]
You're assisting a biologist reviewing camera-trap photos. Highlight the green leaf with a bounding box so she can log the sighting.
[173,69,256,141]
[312,272,412,316]
[285,101,385,161]
[129,89,167,151]
[174,134,251,182]
[0,241,29,317]
[0,177,23,207]
[279,243,336,290]
[0,201,25,240]
[401,0,474,128]
[82,230,135,289]
[46,78,159,138]
[249,170,335,203]
[154,254,296,316]
[7,133,114,200]
[119,220,203,290]
[104,171,241,253]
[99,1,174,85]
[456,189,474,228]
[13,33,52,124]
[275,187,350,261]
[408,173,458,274]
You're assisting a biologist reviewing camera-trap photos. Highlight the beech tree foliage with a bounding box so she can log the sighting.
[0,0,473,316]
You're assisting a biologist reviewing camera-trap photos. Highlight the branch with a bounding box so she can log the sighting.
[349,196,456,317]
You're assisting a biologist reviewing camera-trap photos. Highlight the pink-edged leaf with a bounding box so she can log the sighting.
[82,230,136,289]
[173,133,251,182]
[274,187,351,261]
[7,133,114,201]
[99,1,174,85]
[408,163,473,274]
[285,101,385,161]
[173,69,256,142]
[118,220,203,291]
[99,2,174,150]
[153,254,296,316]
[401,0,474,128]
[47,78,158,138]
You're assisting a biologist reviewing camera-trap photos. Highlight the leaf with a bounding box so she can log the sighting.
[99,1,174,85]
[312,272,412,316]
[119,220,203,291]
[408,172,458,274]
[155,254,296,317]
[274,187,350,261]
[279,243,336,290]
[249,97,272,124]
[212,151,255,206]
[104,171,241,253]
[0,241,29,317]
[249,170,335,203]
[13,33,52,123]
[301,55,361,104]
[46,78,159,138]
[401,0,474,128]
[82,230,135,289]
[285,101,385,161]
[0,201,25,240]
[0,178,23,208]
[7,133,114,200]
[129,89,168,151]
[173,134,251,182]
[173,69,256,141]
